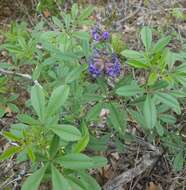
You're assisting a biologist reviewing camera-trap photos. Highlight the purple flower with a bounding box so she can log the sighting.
[88,57,102,77]
[105,54,121,77]
[102,31,110,40]
[91,27,110,41]
[88,49,121,78]
[91,28,101,41]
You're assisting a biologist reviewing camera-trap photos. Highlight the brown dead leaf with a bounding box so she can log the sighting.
[1,50,8,57]
[103,164,115,180]
[5,107,12,116]
[147,182,159,190]
[7,58,13,64]
[43,10,51,18]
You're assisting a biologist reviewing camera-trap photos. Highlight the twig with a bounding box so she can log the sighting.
[103,139,162,190]
[0,68,42,87]
[0,175,22,190]
[103,152,161,190]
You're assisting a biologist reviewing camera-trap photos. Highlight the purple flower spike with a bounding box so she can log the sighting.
[102,31,110,40]
[88,49,121,78]
[88,58,102,77]
[91,27,110,41]
[105,54,121,77]
[91,28,101,41]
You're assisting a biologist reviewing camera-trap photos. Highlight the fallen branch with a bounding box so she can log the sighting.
[0,68,42,87]
[103,139,162,190]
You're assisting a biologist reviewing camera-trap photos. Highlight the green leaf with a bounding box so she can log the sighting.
[116,84,143,96]
[57,153,93,169]
[150,80,169,91]
[71,3,79,19]
[148,72,158,85]
[140,26,152,50]
[79,6,94,21]
[86,103,102,121]
[129,109,146,128]
[46,85,69,117]
[153,36,171,53]
[82,39,90,59]
[159,114,176,124]
[78,172,101,190]
[10,123,28,138]
[173,152,184,171]
[72,125,89,153]
[155,122,164,136]
[31,85,45,121]
[65,66,82,84]
[51,165,71,190]
[52,16,63,28]
[27,146,36,162]
[106,103,127,133]
[32,65,43,80]
[91,156,107,168]
[121,50,144,59]
[49,135,60,158]
[127,60,148,69]
[7,103,19,113]
[3,131,20,141]
[21,166,47,190]
[88,135,109,151]
[52,125,82,142]
[17,114,40,125]
[143,95,157,128]
[64,14,71,30]
[0,108,5,117]
[0,146,21,161]
[155,92,181,114]
[67,176,86,190]
[72,31,89,40]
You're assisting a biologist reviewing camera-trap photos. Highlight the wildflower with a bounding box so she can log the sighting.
[91,27,110,41]
[91,28,101,41]
[88,49,121,77]
[105,54,121,77]
[102,31,110,40]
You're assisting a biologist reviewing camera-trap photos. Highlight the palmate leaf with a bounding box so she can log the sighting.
[116,84,143,97]
[51,125,82,142]
[67,176,87,190]
[49,134,60,158]
[71,3,78,19]
[140,26,152,50]
[0,146,21,161]
[155,92,181,114]
[143,95,157,128]
[153,36,171,53]
[91,156,107,168]
[72,124,89,153]
[21,165,47,190]
[173,152,184,171]
[51,165,71,190]
[86,103,102,121]
[46,85,69,117]
[57,153,93,170]
[57,153,107,170]
[106,103,127,134]
[72,31,89,40]
[121,50,144,59]
[31,85,45,121]
[78,6,94,21]
[77,172,101,190]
